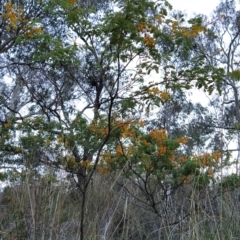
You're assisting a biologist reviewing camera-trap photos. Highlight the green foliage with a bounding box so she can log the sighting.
[0,172,8,181]
[220,174,240,190]
[194,173,211,190]
[228,70,240,81]
[31,36,79,65]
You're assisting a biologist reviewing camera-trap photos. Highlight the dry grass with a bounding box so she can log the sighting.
[0,170,240,240]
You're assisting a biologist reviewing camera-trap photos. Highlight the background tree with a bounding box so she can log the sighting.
[190,0,240,174]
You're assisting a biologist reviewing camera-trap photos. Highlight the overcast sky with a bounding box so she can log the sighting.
[169,0,221,16]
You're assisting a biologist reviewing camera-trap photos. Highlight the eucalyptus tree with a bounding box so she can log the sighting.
[188,0,240,174]
[147,89,218,155]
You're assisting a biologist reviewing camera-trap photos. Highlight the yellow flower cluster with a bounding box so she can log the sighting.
[67,0,75,5]
[25,27,43,38]
[145,164,154,172]
[89,121,109,138]
[207,167,214,177]
[199,153,212,166]
[194,151,221,167]
[126,145,137,157]
[3,2,43,37]
[181,175,191,184]
[4,122,11,128]
[142,139,151,147]
[143,33,156,47]
[136,21,157,34]
[172,162,178,168]
[14,147,22,154]
[190,25,206,37]
[67,156,76,166]
[160,91,169,101]
[168,154,175,163]
[158,145,167,156]
[178,156,187,163]
[177,26,206,38]
[149,129,168,156]
[172,21,178,30]
[80,160,91,169]
[136,22,148,32]
[136,20,157,48]
[89,122,96,132]
[102,152,112,164]
[116,145,124,156]
[212,151,221,162]
[115,120,134,138]
[171,20,206,38]
[2,2,23,31]
[149,129,168,143]
[147,87,160,95]
[155,14,162,24]
[57,134,64,145]
[176,137,188,145]
[45,137,51,147]
[97,165,111,176]
[139,120,145,127]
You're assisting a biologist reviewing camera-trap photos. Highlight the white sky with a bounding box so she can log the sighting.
[166,1,222,107]
[169,0,221,15]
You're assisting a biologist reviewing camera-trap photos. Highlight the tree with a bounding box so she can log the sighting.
[0,0,224,239]
[190,0,240,174]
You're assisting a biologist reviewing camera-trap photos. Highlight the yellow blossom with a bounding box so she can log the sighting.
[157,145,166,156]
[160,91,169,101]
[168,154,175,163]
[136,22,148,32]
[145,164,154,171]
[67,0,75,5]
[143,33,156,47]
[212,151,221,162]
[155,14,162,24]
[207,167,214,177]
[176,137,188,144]
[5,2,12,11]
[172,163,178,168]
[172,21,178,30]
[67,157,76,166]
[116,145,124,156]
[178,156,187,163]
[4,122,11,128]
[97,165,110,176]
[181,176,191,184]
[80,160,91,169]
